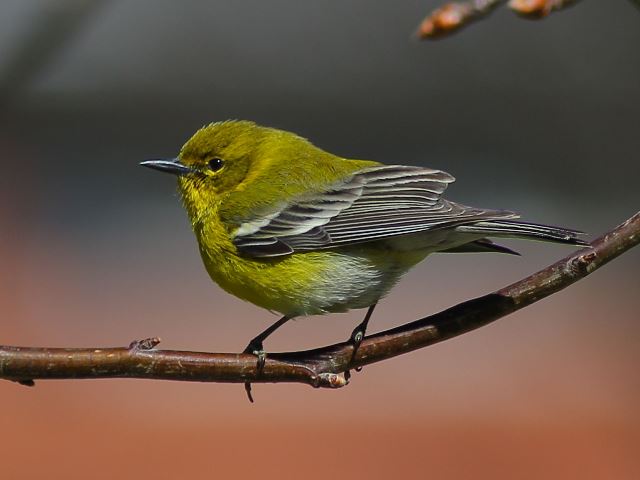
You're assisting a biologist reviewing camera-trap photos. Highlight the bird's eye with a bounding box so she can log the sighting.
[208,158,224,172]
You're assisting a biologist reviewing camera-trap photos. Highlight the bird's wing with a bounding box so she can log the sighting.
[232,165,516,257]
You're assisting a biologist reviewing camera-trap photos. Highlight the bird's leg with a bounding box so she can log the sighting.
[242,315,291,403]
[243,315,291,368]
[348,303,377,371]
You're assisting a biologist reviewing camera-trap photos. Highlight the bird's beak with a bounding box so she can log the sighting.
[140,158,193,176]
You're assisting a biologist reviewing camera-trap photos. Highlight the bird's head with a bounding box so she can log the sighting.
[141,120,274,221]
[142,120,341,228]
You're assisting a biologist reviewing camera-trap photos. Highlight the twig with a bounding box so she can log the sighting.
[416,1,505,39]
[1,212,638,389]
[417,0,583,39]
[508,0,579,18]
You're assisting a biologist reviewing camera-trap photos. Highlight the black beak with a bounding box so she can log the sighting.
[140,158,192,175]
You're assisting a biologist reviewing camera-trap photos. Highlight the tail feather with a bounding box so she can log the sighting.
[441,238,522,255]
[455,220,589,246]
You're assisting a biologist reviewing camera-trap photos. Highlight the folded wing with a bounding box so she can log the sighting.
[232,165,516,257]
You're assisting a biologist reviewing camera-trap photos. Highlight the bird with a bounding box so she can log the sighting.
[141,120,587,399]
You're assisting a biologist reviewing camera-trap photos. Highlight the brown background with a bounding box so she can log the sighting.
[1,1,639,478]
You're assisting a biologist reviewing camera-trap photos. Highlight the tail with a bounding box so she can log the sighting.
[455,220,589,246]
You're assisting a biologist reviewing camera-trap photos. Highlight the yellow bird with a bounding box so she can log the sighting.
[141,120,586,381]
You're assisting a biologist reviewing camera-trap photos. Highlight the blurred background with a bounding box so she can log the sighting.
[1,1,639,478]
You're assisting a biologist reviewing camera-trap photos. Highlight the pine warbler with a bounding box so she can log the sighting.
[141,120,586,389]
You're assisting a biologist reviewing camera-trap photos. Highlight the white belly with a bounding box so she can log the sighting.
[298,249,426,316]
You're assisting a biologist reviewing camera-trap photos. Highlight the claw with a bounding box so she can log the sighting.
[243,341,266,403]
[240,315,292,404]
[243,342,267,373]
[244,382,255,403]
[255,349,266,372]
[349,327,365,364]
[347,303,376,368]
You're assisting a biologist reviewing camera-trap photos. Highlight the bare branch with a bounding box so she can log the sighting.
[1,212,638,390]
[417,0,583,40]
[509,0,580,18]
[416,1,504,40]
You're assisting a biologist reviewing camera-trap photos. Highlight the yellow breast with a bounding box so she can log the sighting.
[196,219,330,315]
[195,219,428,317]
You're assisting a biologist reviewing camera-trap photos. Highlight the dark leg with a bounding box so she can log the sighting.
[243,315,291,403]
[348,303,377,367]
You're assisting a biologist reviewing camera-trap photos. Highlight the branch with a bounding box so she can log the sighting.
[508,0,580,18]
[416,0,504,39]
[416,0,581,40]
[1,212,639,390]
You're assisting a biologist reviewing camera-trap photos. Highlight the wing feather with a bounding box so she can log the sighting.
[232,165,514,257]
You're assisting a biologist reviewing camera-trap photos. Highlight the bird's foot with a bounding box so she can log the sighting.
[348,327,365,373]
[243,340,267,372]
[243,340,267,403]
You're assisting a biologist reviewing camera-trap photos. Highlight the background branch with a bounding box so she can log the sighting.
[416,0,582,39]
[1,211,638,389]
[416,0,504,39]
